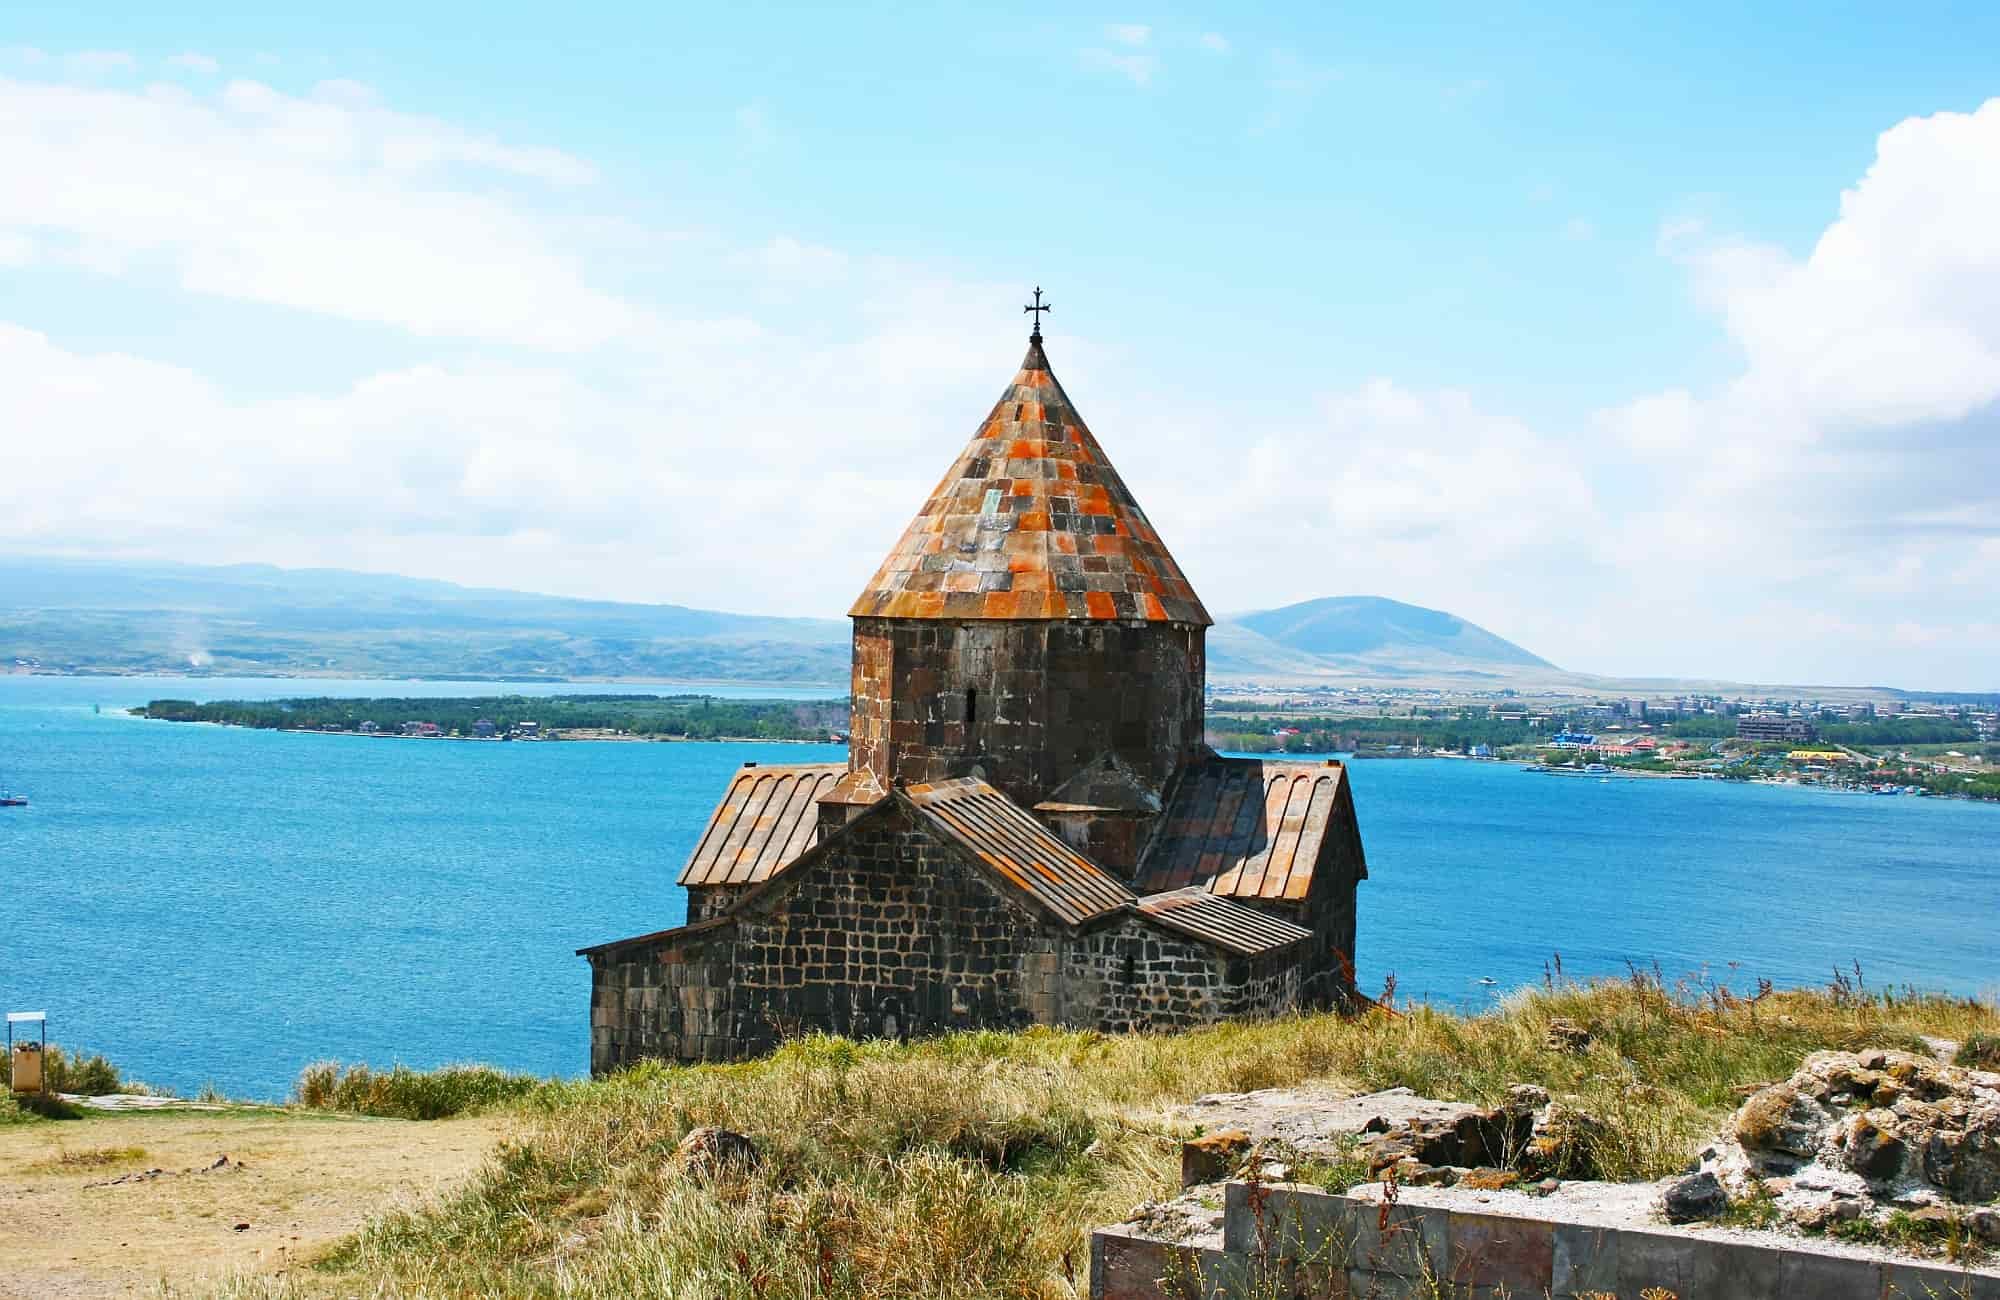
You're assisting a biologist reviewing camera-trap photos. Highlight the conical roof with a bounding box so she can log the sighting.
[849,335,1211,625]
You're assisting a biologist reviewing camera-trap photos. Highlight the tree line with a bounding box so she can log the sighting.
[137,694,847,741]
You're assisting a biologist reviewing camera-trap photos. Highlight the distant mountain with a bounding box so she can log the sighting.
[1228,596,1556,672]
[0,558,1559,689]
[0,557,849,684]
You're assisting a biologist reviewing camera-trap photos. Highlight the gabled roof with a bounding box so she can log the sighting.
[1133,757,1363,900]
[676,762,842,888]
[586,771,1337,960]
[903,778,1135,926]
[848,335,1211,626]
[1137,888,1313,956]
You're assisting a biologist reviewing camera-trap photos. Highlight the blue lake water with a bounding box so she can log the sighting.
[2,674,1995,1099]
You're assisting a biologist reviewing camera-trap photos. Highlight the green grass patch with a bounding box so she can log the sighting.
[293,1061,548,1120]
[1293,1137,1372,1194]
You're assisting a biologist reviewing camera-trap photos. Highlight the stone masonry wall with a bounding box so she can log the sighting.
[586,925,736,1073]
[587,803,1291,1070]
[1061,918,1303,1033]
[684,886,736,924]
[720,806,1053,1056]
[847,618,1205,812]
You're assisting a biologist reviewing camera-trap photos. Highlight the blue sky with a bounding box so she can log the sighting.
[4,4,1999,688]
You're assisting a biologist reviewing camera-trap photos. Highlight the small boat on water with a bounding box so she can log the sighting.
[0,793,26,808]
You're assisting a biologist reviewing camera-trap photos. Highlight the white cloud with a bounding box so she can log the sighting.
[0,73,626,349]
[166,52,220,74]
[1561,217,1595,241]
[1106,24,1151,46]
[1199,33,1230,54]
[1583,98,2000,684]
[1672,100,2000,435]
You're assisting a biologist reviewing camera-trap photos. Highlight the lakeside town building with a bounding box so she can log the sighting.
[580,317,1368,1069]
[1736,713,1817,743]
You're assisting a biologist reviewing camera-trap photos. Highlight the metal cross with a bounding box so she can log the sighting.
[1023,286,1052,336]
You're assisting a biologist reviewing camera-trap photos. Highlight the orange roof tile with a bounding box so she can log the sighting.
[848,335,1211,626]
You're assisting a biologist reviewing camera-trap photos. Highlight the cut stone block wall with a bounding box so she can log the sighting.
[586,803,1293,1069]
[1090,1181,2000,1300]
[846,617,1206,811]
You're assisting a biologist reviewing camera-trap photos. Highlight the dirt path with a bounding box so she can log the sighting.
[0,1106,508,1298]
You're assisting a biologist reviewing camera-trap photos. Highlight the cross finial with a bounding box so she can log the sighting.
[1023,286,1051,338]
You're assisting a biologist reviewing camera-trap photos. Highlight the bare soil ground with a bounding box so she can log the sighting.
[0,1106,506,1299]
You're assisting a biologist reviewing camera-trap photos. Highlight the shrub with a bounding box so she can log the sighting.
[36,1045,125,1096]
[1956,1032,2000,1071]
[294,1061,545,1119]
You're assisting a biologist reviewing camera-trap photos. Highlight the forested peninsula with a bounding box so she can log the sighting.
[133,694,848,742]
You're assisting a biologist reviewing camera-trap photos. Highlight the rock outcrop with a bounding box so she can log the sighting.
[669,1126,762,1181]
[1701,1048,2000,1232]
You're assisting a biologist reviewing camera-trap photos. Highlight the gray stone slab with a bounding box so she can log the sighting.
[1552,1220,1619,1297]
[1089,1226,1248,1300]
[1780,1246,1885,1298]
[1447,1209,1553,1295]
[1344,1270,1433,1300]
[1883,1260,1999,1300]
[1346,1199,1450,1283]
[1618,1227,1702,1296]
[1222,1184,1361,1268]
[1220,1181,1258,1255]
[1699,1238,1782,1300]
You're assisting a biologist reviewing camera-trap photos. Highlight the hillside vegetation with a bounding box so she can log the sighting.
[135,694,846,741]
[183,976,1997,1299]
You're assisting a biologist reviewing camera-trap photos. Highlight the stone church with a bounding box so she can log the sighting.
[580,318,1368,1070]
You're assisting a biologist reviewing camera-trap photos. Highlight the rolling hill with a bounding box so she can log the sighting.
[0,557,1560,688]
[0,557,850,684]
[1233,595,1556,671]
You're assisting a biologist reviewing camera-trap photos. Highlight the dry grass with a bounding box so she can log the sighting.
[294,1061,546,1119]
[43,1142,148,1169]
[193,976,1999,1299]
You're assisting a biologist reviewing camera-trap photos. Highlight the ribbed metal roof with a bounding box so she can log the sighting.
[903,778,1135,926]
[1137,888,1312,956]
[1134,758,1352,901]
[676,762,843,888]
[848,335,1211,626]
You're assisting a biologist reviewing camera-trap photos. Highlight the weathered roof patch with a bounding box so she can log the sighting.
[848,335,1212,626]
[903,777,1136,926]
[1137,887,1313,956]
[1134,757,1361,899]
[676,762,843,888]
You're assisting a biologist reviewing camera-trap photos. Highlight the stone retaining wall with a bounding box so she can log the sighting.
[1090,1180,2000,1299]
